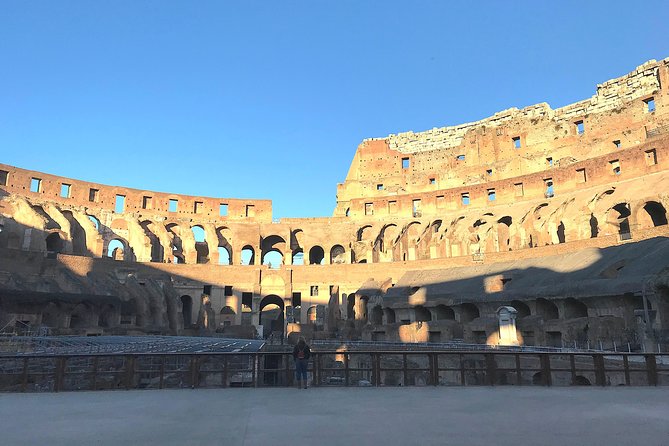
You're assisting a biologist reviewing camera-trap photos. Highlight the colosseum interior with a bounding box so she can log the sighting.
[1,58,668,351]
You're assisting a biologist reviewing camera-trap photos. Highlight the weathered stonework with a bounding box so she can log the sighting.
[1,58,669,350]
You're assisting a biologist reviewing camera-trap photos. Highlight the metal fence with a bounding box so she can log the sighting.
[0,350,667,392]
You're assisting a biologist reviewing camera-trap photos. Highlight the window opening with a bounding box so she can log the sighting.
[461,192,470,205]
[245,204,255,217]
[364,202,374,216]
[310,285,319,297]
[609,159,621,175]
[576,168,587,183]
[0,170,7,186]
[514,183,524,197]
[645,149,657,166]
[60,183,71,198]
[30,178,41,193]
[575,120,584,135]
[487,189,496,201]
[169,199,178,213]
[220,203,228,216]
[142,196,152,209]
[512,136,521,149]
[644,97,655,112]
[377,184,384,190]
[401,157,410,169]
[613,140,621,148]
[115,195,125,213]
[89,188,99,202]
[544,179,554,198]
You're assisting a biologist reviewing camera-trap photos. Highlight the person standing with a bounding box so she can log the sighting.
[292,337,311,389]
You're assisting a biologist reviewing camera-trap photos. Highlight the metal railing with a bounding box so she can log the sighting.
[0,350,667,392]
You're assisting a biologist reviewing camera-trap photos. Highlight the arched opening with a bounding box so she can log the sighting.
[509,300,530,318]
[641,201,668,228]
[107,239,125,260]
[434,304,455,320]
[241,245,255,265]
[330,245,346,264]
[218,246,231,265]
[259,295,284,338]
[97,304,116,328]
[611,203,631,235]
[370,305,383,325]
[141,221,163,262]
[347,294,356,320]
[262,250,283,268]
[192,225,209,264]
[414,305,431,322]
[216,226,233,265]
[87,215,100,231]
[359,296,369,321]
[536,298,559,320]
[309,246,325,265]
[573,375,591,386]
[62,211,87,255]
[589,214,598,238]
[261,235,286,268]
[564,298,588,319]
[45,232,64,256]
[556,221,566,244]
[357,225,373,242]
[307,306,318,325]
[181,295,193,327]
[292,249,304,265]
[166,223,185,263]
[497,216,512,251]
[219,306,236,327]
[459,303,480,323]
[383,307,396,324]
[69,304,90,329]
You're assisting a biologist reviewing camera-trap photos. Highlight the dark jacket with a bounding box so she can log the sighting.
[292,344,311,360]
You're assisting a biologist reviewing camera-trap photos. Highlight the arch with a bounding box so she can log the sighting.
[556,221,566,244]
[370,305,383,325]
[414,305,431,322]
[383,307,396,324]
[262,250,283,268]
[45,232,64,255]
[292,249,304,265]
[191,225,209,264]
[639,201,668,228]
[166,223,185,263]
[564,298,588,319]
[609,203,631,235]
[62,211,87,255]
[140,220,163,262]
[216,226,233,265]
[459,303,480,323]
[97,304,116,328]
[241,245,255,265]
[509,300,530,318]
[181,295,193,327]
[358,295,369,321]
[87,215,100,231]
[307,305,318,324]
[259,294,285,337]
[261,235,286,267]
[107,239,125,260]
[356,225,373,241]
[347,294,356,320]
[191,225,206,243]
[219,306,236,327]
[330,244,346,264]
[434,304,455,320]
[218,246,231,265]
[589,214,598,238]
[536,298,559,320]
[69,303,90,329]
[308,246,325,265]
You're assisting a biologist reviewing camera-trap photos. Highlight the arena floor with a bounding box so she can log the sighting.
[1,387,667,445]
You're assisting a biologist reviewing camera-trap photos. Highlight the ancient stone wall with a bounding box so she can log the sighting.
[1,58,669,349]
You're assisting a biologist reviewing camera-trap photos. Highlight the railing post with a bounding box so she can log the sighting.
[431,353,439,386]
[124,355,135,390]
[623,355,630,386]
[159,356,165,389]
[402,353,408,386]
[485,353,496,386]
[645,354,658,386]
[593,354,606,386]
[313,353,320,387]
[540,354,552,386]
[515,354,522,385]
[253,354,258,388]
[374,353,381,387]
[344,353,350,387]
[92,356,99,391]
[54,356,66,392]
[222,356,228,388]
[284,353,290,387]
[21,357,29,392]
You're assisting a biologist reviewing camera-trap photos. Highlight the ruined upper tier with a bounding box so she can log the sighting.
[335,58,669,218]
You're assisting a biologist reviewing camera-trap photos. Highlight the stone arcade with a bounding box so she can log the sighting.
[1,58,669,350]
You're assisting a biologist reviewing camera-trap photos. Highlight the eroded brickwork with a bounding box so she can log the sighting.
[1,59,669,350]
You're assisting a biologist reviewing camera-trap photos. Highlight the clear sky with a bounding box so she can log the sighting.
[1,1,668,218]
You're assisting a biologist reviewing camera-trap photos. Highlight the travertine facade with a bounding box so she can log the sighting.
[1,59,669,349]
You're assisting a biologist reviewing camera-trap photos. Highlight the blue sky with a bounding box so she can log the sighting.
[1,1,668,218]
